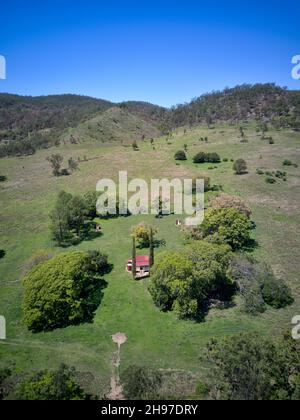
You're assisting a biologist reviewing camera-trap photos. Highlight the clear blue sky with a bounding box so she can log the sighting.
[0,0,300,106]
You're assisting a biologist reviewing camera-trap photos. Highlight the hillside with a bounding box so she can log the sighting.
[170,84,300,129]
[60,106,161,145]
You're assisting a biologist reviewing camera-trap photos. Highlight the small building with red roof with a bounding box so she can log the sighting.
[126,256,150,278]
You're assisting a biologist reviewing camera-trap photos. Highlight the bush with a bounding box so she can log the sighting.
[193,152,221,164]
[265,176,276,184]
[131,223,157,248]
[256,168,264,175]
[174,150,187,161]
[233,159,247,175]
[14,364,89,400]
[206,152,221,163]
[196,381,209,397]
[0,175,7,182]
[283,160,293,166]
[199,208,253,250]
[22,251,109,332]
[193,152,206,164]
[209,194,252,218]
[122,366,162,400]
[262,276,293,309]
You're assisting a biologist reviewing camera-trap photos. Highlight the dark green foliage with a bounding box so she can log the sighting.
[283,159,298,168]
[122,365,162,400]
[193,152,206,163]
[256,168,264,175]
[193,152,221,164]
[0,250,5,259]
[132,237,136,279]
[262,276,293,309]
[83,191,98,219]
[22,251,109,332]
[149,227,155,267]
[174,150,187,161]
[50,191,73,245]
[0,368,12,400]
[68,158,79,173]
[233,159,247,175]
[199,208,253,250]
[149,241,233,320]
[14,364,89,400]
[195,381,209,397]
[265,176,276,184]
[203,333,300,400]
[0,175,7,182]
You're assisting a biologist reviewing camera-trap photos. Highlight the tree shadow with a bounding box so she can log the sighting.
[0,249,6,259]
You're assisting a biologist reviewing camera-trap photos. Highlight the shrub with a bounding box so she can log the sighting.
[14,364,89,400]
[196,381,209,397]
[23,251,109,332]
[223,158,229,162]
[209,194,252,218]
[283,160,293,166]
[262,276,293,309]
[0,175,7,182]
[256,168,264,175]
[265,176,276,184]
[193,152,206,164]
[233,159,247,175]
[122,366,162,400]
[199,208,253,250]
[206,152,221,163]
[174,150,187,161]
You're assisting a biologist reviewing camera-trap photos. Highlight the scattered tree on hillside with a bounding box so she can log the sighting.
[47,154,64,176]
[209,194,252,218]
[233,159,248,175]
[68,158,79,173]
[122,366,162,400]
[174,150,187,161]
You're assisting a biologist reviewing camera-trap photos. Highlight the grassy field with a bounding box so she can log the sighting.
[0,123,299,396]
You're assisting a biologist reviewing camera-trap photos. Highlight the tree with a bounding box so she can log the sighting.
[22,251,109,332]
[193,152,206,164]
[68,158,79,173]
[203,333,300,400]
[50,191,73,245]
[199,208,253,250]
[174,150,187,161]
[46,154,64,176]
[131,223,157,248]
[206,152,221,163]
[209,194,252,218]
[83,191,98,219]
[68,196,86,237]
[149,241,233,320]
[233,159,248,175]
[14,364,89,400]
[0,250,5,260]
[122,366,162,400]
[262,275,293,309]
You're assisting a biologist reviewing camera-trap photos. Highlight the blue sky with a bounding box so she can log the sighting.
[0,0,300,106]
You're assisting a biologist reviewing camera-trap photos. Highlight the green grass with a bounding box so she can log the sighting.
[1,123,300,396]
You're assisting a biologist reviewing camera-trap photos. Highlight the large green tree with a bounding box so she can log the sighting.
[199,208,253,250]
[23,251,109,332]
[149,241,233,319]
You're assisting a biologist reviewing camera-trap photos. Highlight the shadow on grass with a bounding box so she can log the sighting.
[0,249,6,259]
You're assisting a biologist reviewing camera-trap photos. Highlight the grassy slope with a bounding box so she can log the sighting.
[60,107,161,145]
[0,123,299,396]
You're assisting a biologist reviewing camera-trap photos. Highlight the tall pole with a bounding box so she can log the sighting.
[149,227,154,267]
[132,236,136,280]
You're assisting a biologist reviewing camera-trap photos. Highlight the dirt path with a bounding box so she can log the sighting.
[107,333,127,400]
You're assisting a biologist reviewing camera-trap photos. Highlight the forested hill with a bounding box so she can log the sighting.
[0,84,300,157]
[0,93,114,134]
[170,84,300,129]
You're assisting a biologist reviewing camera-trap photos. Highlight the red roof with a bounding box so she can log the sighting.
[127,256,150,266]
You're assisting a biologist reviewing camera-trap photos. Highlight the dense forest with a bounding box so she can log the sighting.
[0,84,299,157]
